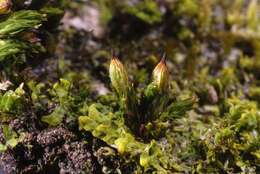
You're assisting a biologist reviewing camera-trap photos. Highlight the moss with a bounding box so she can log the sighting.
[0,0,66,77]
[0,0,260,173]
[123,0,162,24]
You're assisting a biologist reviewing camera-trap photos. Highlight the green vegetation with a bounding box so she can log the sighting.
[0,0,66,76]
[0,0,259,173]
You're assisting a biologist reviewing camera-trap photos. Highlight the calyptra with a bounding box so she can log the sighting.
[109,56,130,97]
[0,0,12,14]
[152,56,169,92]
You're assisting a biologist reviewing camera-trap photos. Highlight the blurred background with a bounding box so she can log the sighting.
[53,0,260,92]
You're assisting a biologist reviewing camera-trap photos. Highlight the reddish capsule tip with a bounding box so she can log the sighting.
[161,53,166,63]
[152,55,169,91]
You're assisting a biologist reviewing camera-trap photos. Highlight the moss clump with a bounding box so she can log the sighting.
[0,0,260,173]
[0,0,66,78]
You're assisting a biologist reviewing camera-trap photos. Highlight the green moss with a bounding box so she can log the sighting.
[0,124,21,152]
[0,1,66,75]
[123,0,162,24]
[201,98,260,172]
[0,83,25,114]
[0,39,45,62]
[0,10,46,37]
[1,0,260,173]
[79,104,182,173]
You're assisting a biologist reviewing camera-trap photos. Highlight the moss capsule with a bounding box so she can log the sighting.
[0,0,12,14]
[152,56,169,92]
[109,56,130,97]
